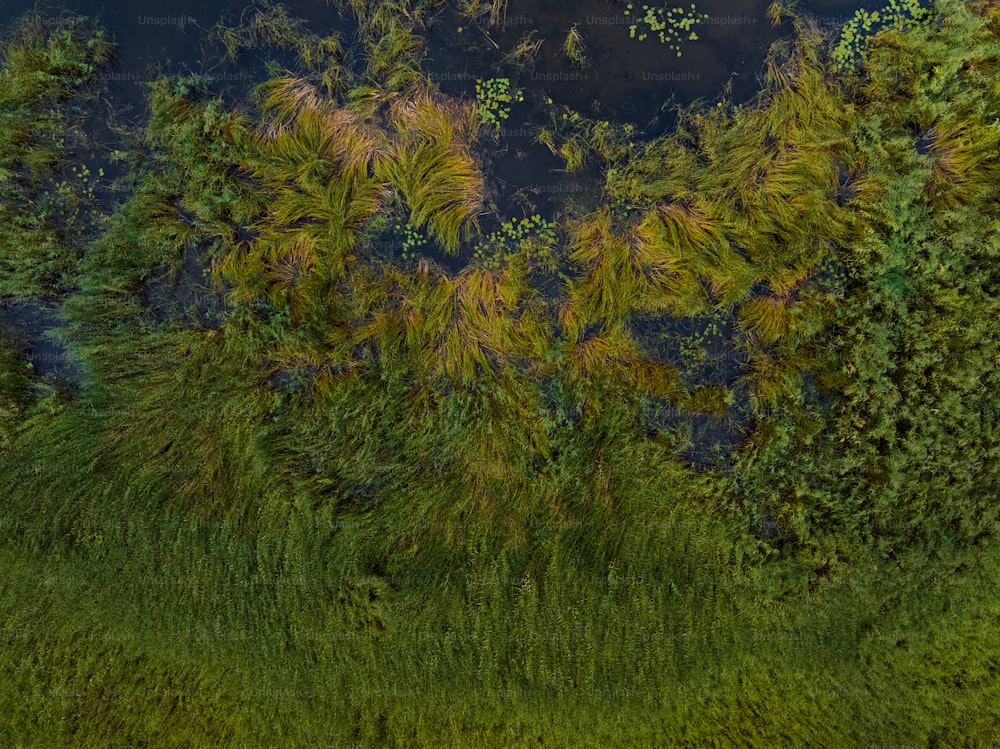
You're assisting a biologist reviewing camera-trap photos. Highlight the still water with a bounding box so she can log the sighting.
[0,0,872,203]
[2,0,868,122]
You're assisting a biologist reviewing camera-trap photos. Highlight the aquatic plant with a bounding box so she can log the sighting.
[562,24,590,68]
[376,93,486,253]
[212,84,382,315]
[214,1,347,94]
[397,220,428,260]
[586,119,637,163]
[831,0,934,72]
[677,382,733,415]
[538,111,638,175]
[559,207,714,345]
[0,14,112,296]
[502,30,544,71]
[365,17,425,92]
[474,77,523,133]
[357,259,550,385]
[471,214,558,270]
[457,0,509,28]
[624,2,708,56]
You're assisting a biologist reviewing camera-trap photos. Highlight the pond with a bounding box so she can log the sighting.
[0,0,870,213]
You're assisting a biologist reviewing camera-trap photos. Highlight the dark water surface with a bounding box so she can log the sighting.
[2,0,869,117]
[0,0,871,202]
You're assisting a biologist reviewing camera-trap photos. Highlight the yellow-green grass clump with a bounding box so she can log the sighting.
[503,30,544,70]
[356,260,551,386]
[377,93,486,253]
[457,0,509,28]
[562,24,590,68]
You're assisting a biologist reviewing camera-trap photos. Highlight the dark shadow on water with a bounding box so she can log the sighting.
[138,241,227,328]
[0,299,84,390]
[630,308,752,469]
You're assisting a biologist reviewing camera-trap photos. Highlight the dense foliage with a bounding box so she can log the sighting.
[2,1,1000,745]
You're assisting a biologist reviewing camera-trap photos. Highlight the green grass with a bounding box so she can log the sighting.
[3,426,1000,746]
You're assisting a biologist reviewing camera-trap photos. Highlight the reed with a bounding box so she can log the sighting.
[922,121,1000,204]
[565,322,638,377]
[738,295,794,345]
[365,18,425,92]
[214,80,391,314]
[458,0,508,28]
[562,24,590,68]
[214,2,348,95]
[555,320,684,418]
[503,31,544,70]
[363,260,550,385]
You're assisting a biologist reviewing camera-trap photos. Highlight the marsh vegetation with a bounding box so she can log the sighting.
[2,0,1000,745]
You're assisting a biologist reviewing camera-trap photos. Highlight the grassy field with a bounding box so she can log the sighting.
[2,0,1000,745]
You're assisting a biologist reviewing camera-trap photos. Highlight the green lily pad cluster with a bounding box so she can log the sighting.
[624,3,708,56]
[475,77,524,132]
[396,221,427,261]
[472,214,557,270]
[812,254,854,297]
[54,162,99,222]
[832,0,933,72]
[677,313,722,365]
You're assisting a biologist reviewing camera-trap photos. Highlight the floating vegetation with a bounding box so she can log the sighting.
[677,312,722,365]
[397,220,428,260]
[474,77,523,133]
[53,162,105,240]
[624,2,709,56]
[831,0,934,72]
[471,214,558,270]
